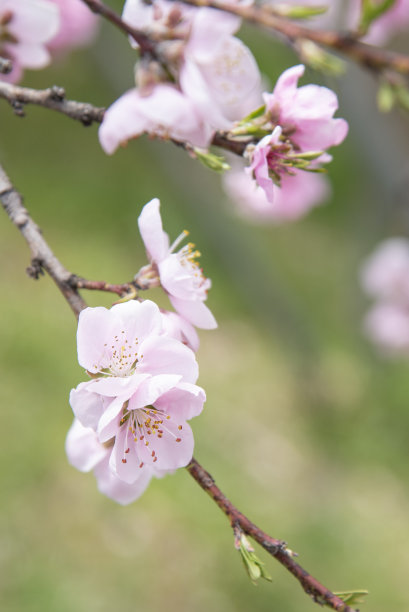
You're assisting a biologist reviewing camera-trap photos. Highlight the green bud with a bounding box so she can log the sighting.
[377,81,395,113]
[194,149,230,173]
[359,0,397,34]
[273,3,328,19]
[298,39,345,76]
[236,533,272,585]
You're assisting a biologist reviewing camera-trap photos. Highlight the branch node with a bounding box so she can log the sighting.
[49,85,66,101]
[0,56,12,74]
[26,258,44,280]
[11,100,25,117]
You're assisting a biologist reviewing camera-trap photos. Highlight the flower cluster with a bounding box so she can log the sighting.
[66,299,206,504]
[361,238,409,356]
[0,0,98,83]
[98,1,261,153]
[224,64,348,222]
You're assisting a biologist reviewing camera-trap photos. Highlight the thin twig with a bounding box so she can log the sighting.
[0,164,87,318]
[187,457,357,612]
[178,0,409,75]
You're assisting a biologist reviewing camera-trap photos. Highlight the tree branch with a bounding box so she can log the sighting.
[0,164,87,318]
[178,0,409,75]
[187,457,357,612]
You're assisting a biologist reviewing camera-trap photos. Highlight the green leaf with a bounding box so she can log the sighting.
[333,589,369,606]
[236,533,272,585]
[359,0,398,34]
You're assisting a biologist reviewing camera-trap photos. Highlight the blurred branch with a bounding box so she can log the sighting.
[178,0,409,75]
[0,164,87,317]
[187,457,357,612]
[0,82,104,125]
[0,57,12,74]
[0,81,248,155]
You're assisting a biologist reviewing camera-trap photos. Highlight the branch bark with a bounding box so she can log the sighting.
[178,0,409,75]
[187,457,356,612]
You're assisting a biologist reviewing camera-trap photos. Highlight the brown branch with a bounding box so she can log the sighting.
[0,82,105,125]
[0,165,87,318]
[80,0,157,54]
[187,457,357,612]
[178,0,409,75]
[0,81,250,156]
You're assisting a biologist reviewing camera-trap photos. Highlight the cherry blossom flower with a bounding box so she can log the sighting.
[161,310,200,352]
[47,0,99,54]
[363,302,409,357]
[0,0,59,83]
[138,198,217,329]
[223,160,330,222]
[243,64,347,206]
[99,84,213,154]
[67,300,205,502]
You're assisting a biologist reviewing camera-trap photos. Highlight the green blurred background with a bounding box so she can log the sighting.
[2,8,409,612]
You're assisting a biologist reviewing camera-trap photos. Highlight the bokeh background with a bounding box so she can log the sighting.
[2,6,409,611]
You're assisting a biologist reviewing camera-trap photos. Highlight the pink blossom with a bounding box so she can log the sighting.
[161,310,200,352]
[363,303,409,357]
[99,84,213,154]
[47,0,99,53]
[67,300,205,502]
[223,161,330,222]
[0,0,59,83]
[66,419,155,505]
[263,64,348,153]
[360,238,409,304]
[138,198,217,329]
[180,8,262,130]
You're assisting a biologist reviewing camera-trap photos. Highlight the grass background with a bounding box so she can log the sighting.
[2,8,409,612]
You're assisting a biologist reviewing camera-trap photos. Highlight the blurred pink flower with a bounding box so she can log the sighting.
[0,0,59,83]
[223,161,329,222]
[47,0,98,53]
[68,300,205,502]
[361,238,409,356]
[138,198,217,329]
[99,84,213,154]
[360,238,409,303]
[180,8,262,130]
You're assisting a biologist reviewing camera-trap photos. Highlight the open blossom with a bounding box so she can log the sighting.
[361,238,409,356]
[244,64,348,206]
[47,0,98,53]
[138,198,217,329]
[0,0,59,83]
[67,300,205,503]
[99,84,213,154]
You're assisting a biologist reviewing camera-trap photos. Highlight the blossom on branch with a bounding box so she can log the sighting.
[137,198,217,330]
[67,299,206,503]
[0,0,59,83]
[227,64,347,220]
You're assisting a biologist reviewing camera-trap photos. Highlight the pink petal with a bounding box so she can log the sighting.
[137,198,169,263]
[169,295,217,329]
[77,306,116,372]
[69,382,107,429]
[65,419,109,472]
[94,455,153,504]
[154,382,206,420]
[138,334,199,383]
[6,0,60,44]
[161,310,200,352]
[110,426,144,483]
[136,418,194,470]
[5,42,50,69]
[127,374,183,411]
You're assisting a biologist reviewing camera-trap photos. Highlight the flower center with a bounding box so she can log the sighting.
[90,331,141,378]
[119,405,184,467]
